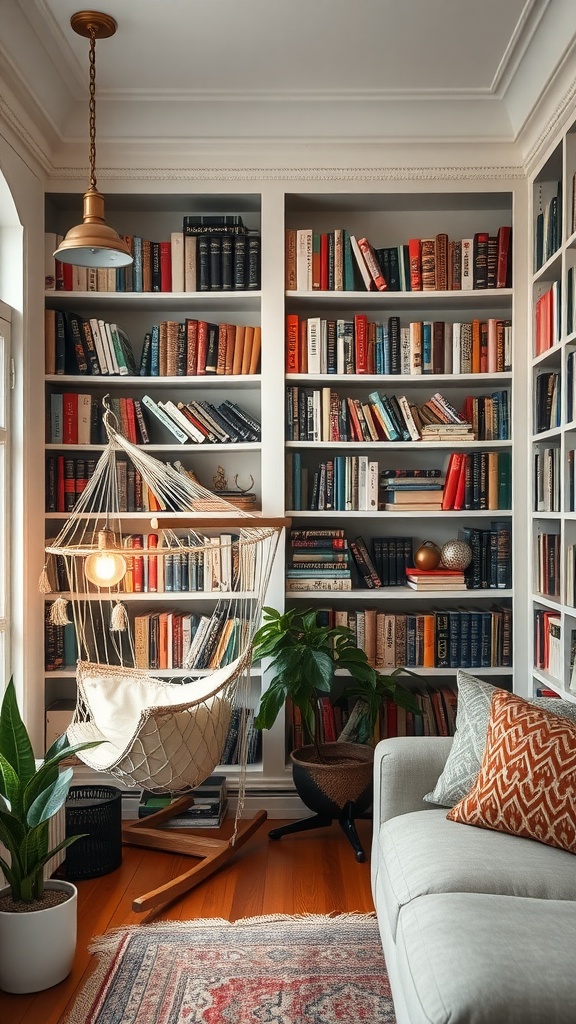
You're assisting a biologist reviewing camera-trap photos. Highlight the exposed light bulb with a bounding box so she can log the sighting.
[84,528,126,588]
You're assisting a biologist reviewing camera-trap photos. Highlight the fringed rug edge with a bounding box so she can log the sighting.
[63,912,379,1024]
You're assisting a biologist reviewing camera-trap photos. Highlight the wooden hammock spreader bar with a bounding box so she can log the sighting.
[150,516,292,530]
[122,801,268,912]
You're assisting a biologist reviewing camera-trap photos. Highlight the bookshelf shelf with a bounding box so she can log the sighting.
[286,440,512,450]
[286,289,513,312]
[286,587,512,600]
[286,373,512,387]
[45,374,261,390]
[46,290,262,314]
[45,442,261,453]
[288,509,512,519]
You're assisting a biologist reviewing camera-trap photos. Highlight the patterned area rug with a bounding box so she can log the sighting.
[65,913,395,1023]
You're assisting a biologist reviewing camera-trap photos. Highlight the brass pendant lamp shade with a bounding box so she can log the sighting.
[54,12,133,269]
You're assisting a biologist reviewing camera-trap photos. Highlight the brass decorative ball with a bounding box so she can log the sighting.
[414,541,442,570]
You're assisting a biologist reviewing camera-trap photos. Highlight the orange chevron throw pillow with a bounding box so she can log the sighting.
[447,690,576,853]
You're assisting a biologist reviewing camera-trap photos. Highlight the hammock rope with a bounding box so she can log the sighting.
[45,401,285,835]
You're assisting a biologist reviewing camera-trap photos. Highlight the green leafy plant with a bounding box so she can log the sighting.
[253,606,420,760]
[0,678,99,904]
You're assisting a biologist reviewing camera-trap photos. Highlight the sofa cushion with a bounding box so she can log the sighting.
[395,892,576,1024]
[448,689,576,853]
[376,807,576,939]
[424,670,576,807]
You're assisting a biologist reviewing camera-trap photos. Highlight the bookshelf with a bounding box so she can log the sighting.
[284,191,515,703]
[38,180,527,812]
[530,112,576,704]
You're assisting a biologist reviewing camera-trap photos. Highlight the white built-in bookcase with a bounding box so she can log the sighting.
[42,178,530,814]
[530,109,576,704]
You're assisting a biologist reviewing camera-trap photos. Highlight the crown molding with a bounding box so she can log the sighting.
[491,0,550,96]
[46,163,526,184]
[516,36,576,171]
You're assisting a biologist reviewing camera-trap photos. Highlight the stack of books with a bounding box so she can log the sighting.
[405,568,467,591]
[138,774,228,829]
[380,469,445,511]
[286,529,352,591]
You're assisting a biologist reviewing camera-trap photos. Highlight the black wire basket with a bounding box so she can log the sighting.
[64,786,123,880]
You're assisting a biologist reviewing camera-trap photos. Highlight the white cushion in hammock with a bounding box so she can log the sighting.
[71,659,242,791]
[79,658,241,752]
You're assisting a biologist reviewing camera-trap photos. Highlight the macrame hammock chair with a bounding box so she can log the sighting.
[42,401,287,911]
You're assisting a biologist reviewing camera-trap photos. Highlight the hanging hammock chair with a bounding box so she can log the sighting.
[42,401,288,910]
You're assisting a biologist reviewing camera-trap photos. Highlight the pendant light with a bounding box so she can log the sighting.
[84,525,127,588]
[54,12,133,269]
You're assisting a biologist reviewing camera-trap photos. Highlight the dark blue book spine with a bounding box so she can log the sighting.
[434,612,450,668]
[469,612,482,667]
[480,611,492,666]
[459,611,471,667]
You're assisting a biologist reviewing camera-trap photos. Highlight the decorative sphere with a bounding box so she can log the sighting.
[441,539,473,570]
[414,541,442,571]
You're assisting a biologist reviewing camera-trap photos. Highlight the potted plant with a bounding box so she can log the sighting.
[0,678,99,993]
[252,607,419,858]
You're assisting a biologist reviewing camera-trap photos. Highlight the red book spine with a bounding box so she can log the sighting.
[354,313,368,373]
[125,398,138,444]
[160,241,172,292]
[496,226,512,288]
[408,238,422,290]
[357,238,388,291]
[452,454,469,511]
[286,314,300,372]
[442,452,465,510]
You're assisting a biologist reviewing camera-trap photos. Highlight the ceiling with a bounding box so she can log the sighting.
[1,0,576,171]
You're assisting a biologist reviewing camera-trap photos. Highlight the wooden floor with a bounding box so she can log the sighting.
[0,816,375,1024]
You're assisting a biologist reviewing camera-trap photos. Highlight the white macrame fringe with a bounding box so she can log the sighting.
[110,601,129,632]
[49,597,71,626]
[38,564,52,594]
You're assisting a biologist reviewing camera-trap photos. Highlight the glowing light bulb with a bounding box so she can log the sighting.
[84,528,127,588]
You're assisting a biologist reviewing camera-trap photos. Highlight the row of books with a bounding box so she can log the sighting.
[46,532,257,595]
[535,371,560,434]
[134,609,247,670]
[312,603,512,669]
[46,310,262,378]
[286,314,512,376]
[534,183,561,272]
[45,309,138,377]
[47,391,261,446]
[46,218,261,293]
[566,352,576,423]
[533,610,562,679]
[286,525,512,592]
[138,321,261,377]
[286,227,512,292]
[534,282,561,356]
[46,455,164,514]
[535,532,560,598]
[286,387,475,443]
[441,452,512,513]
[534,446,561,513]
[461,523,512,591]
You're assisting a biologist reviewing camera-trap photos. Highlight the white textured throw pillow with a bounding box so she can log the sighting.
[424,670,576,807]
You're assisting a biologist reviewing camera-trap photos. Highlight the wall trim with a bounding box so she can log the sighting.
[46,164,526,184]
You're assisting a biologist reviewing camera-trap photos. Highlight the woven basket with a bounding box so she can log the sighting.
[290,742,374,816]
[64,786,122,880]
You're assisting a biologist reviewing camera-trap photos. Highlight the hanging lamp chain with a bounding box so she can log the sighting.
[88,24,97,190]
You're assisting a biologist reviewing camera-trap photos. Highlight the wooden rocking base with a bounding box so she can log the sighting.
[122,797,267,912]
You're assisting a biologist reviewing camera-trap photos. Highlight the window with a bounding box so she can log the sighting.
[0,314,10,684]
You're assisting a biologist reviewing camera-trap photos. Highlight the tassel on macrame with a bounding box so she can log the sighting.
[110,600,128,632]
[49,597,71,626]
[38,563,52,594]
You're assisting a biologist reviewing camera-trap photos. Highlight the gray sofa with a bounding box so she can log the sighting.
[371,736,576,1024]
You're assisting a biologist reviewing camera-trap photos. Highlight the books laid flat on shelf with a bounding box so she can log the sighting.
[286,528,353,591]
[405,568,467,591]
[138,775,228,828]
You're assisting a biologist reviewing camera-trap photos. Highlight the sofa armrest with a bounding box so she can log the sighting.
[372,736,453,827]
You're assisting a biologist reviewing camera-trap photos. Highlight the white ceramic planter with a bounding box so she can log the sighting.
[0,880,77,993]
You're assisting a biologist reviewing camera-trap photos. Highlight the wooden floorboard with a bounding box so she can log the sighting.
[0,817,375,1023]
